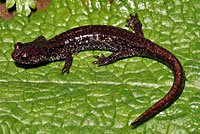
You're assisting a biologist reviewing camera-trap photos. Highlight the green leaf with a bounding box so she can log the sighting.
[6,0,15,8]
[6,0,35,16]
[0,0,200,133]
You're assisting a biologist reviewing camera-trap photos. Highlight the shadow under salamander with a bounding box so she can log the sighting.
[14,61,55,69]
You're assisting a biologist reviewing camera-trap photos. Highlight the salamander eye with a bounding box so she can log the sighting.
[21,53,29,60]
[14,42,23,49]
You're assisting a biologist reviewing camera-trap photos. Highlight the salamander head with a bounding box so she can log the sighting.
[11,41,49,64]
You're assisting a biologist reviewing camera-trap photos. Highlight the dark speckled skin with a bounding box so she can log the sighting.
[11,14,185,128]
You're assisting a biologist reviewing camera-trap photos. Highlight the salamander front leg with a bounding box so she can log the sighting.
[61,53,73,75]
[126,13,144,37]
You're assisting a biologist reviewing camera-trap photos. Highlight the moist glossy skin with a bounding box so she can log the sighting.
[11,14,185,128]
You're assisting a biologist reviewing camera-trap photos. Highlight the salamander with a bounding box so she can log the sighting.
[11,13,185,127]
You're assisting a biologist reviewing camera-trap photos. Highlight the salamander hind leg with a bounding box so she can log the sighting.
[93,49,142,66]
[93,54,109,66]
[126,13,144,37]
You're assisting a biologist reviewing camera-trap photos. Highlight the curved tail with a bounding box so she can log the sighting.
[131,45,185,127]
